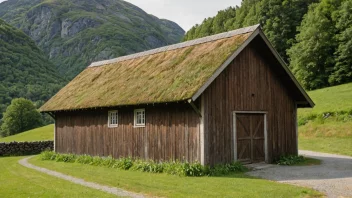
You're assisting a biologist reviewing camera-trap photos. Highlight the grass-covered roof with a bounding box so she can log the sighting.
[40,26,256,112]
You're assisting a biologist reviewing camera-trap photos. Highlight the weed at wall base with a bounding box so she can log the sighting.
[39,151,247,176]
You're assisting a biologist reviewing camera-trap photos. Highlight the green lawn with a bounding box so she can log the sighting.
[298,83,352,156]
[299,137,352,156]
[0,156,115,198]
[0,124,54,142]
[30,156,322,198]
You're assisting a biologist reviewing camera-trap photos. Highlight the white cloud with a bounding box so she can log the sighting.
[124,0,241,31]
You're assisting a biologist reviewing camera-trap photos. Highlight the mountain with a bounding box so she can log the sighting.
[0,0,185,79]
[0,19,64,120]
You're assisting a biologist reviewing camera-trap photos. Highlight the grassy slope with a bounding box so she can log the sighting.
[299,82,352,117]
[298,83,352,156]
[0,157,114,198]
[0,125,54,142]
[30,157,321,198]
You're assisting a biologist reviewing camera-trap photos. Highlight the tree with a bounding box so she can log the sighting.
[288,0,341,90]
[0,98,42,137]
[260,0,318,62]
[330,0,352,85]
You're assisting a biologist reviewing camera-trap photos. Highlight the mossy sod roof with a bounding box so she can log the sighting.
[40,26,258,112]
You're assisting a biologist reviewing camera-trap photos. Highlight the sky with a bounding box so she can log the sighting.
[124,0,242,31]
[0,0,242,31]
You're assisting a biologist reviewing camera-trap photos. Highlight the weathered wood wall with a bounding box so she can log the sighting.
[202,40,297,165]
[55,104,200,162]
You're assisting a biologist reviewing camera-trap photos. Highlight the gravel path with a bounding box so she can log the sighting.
[19,156,145,198]
[247,150,352,198]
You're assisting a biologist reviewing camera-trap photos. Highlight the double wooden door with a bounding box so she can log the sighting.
[235,113,265,163]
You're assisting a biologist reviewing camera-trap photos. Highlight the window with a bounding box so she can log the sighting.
[134,109,145,127]
[108,110,118,128]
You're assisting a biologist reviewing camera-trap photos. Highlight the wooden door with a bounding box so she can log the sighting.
[235,113,265,163]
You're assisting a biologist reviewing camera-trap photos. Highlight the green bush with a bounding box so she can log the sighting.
[40,150,56,160]
[101,156,116,168]
[210,162,247,176]
[112,157,133,170]
[183,162,206,176]
[131,160,164,173]
[163,161,185,176]
[75,155,94,164]
[55,153,76,163]
[39,152,247,177]
[276,155,305,165]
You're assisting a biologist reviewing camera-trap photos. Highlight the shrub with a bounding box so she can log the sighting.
[209,162,247,176]
[101,156,116,168]
[163,161,185,176]
[90,156,104,166]
[183,162,206,176]
[40,150,56,160]
[276,155,305,165]
[131,160,164,173]
[55,153,76,163]
[75,155,94,164]
[112,157,133,170]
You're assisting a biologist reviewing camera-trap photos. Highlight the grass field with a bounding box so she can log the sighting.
[30,156,322,198]
[0,125,54,142]
[0,156,114,198]
[298,83,352,156]
[298,82,352,117]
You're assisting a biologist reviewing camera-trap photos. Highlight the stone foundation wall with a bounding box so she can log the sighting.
[0,141,53,156]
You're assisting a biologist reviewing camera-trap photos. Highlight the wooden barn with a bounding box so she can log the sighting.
[41,25,314,165]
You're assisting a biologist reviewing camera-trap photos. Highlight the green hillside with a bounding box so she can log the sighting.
[299,82,352,117]
[0,0,185,79]
[299,83,352,156]
[0,125,54,142]
[0,19,64,121]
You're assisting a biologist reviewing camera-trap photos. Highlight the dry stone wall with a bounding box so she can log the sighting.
[0,141,53,156]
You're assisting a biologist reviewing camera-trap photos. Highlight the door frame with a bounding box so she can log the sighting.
[233,111,268,163]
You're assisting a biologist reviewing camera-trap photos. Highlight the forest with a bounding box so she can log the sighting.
[184,0,352,90]
[0,19,65,123]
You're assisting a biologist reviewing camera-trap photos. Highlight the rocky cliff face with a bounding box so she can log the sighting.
[0,0,185,79]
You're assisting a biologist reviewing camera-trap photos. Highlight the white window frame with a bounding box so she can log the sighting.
[108,110,118,128]
[134,109,145,127]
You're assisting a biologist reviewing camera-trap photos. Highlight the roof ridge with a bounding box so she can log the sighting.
[89,24,260,67]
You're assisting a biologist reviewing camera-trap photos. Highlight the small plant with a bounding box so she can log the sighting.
[75,154,94,164]
[276,155,305,165]
[39,151,247,177]
[209,162,247,176]
[183,162,205,176]
[39,150,56,160]
[90,156,104,166]
[131,160,164,173]
[163,161,185,176]
[112,157,133,170]
[55,153,76,163]
[101,156,116,168]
